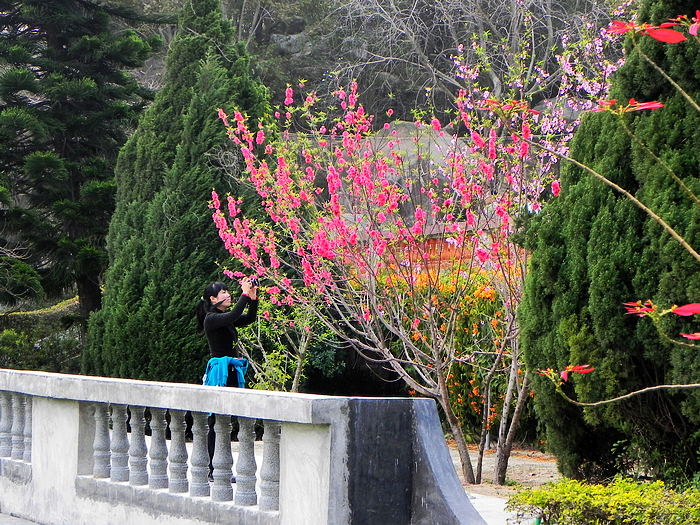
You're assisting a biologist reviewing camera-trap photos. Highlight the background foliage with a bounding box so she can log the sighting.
[520,0,700,484]
[0,0,166,319]
[83,0,270,383]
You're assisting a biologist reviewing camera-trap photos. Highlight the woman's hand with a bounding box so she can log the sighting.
[241,277,258,300]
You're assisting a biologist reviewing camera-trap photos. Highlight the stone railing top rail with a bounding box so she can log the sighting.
[0,368,413,425]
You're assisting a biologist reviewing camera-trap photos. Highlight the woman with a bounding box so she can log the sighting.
[196,278,258,482]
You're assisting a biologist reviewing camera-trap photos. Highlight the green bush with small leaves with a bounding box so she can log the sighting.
[507,477,700,524]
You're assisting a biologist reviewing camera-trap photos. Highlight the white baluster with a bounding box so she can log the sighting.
[149,408,168,489]
[259,420,281,511]
[110,404,129,482]
[93,403,110,478]
[211,414,233,502]
[168,410,188,493]
[129,406,148,485]
[10,394,24,460]
[189,411,210,497]
[235,417,257,506]
[22,396,32,463]
[0,392,12,457]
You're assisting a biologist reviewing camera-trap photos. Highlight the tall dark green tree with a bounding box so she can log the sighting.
[520,0,700,483]
[0,0,163,319]
[83,0,269,383]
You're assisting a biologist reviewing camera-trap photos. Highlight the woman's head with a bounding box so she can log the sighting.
[203,282,229,305]
[196,282,231,332]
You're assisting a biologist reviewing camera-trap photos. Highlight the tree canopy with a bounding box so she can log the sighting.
[0,0,162,319]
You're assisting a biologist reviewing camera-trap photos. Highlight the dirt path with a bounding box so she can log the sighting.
[449,444,561,499]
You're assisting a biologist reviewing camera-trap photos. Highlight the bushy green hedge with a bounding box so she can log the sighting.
[0,297,80,338]
[507,477,700,524]
[0,298,82,373]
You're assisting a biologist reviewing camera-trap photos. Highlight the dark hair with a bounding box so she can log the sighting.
[195,282,229,333]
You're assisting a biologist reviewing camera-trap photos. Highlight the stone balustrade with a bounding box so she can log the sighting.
[0,369,485,525]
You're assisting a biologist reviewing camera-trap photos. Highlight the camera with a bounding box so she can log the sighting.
[250,277,259,287]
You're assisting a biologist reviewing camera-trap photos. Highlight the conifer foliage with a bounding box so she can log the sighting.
[520,0,700,482]
[0,0,159,318]
[83,0,269,383]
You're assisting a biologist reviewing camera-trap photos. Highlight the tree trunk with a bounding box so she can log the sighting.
[475,332,512,484]
[475,383,491,484]
[438,370,476,483]
[494,371,531,485]
[77,276,102,341]
[291,351,305,392]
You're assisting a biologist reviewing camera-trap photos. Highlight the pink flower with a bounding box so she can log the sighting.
[217,108,229,127]
[691,11,700,35]
[284,87,294,106]
[519,141,529,158]
[681,332,700,340]
[475,248,489,263]
[488,128,497,159]
[552,180,561,197]
[470,131,485,148]
[466,211,475,227]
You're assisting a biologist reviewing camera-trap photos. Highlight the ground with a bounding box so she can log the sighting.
[449,443,562,499]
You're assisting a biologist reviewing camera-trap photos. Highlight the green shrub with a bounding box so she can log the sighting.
[507,477,700,524]
[0,329,30,369]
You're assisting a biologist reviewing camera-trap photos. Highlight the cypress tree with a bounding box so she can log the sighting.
[0,0,161,320]
[521,0,700,482]
[84,0,269,383]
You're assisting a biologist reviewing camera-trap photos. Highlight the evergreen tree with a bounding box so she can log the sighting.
[520,0,700,482]
[83,0,269,383]
[0,0,162,320]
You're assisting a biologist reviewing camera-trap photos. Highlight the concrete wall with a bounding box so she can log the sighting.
[0,369,486,525]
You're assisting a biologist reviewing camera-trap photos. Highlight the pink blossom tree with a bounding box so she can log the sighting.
[205,0,638,486]
[210,78,567,483]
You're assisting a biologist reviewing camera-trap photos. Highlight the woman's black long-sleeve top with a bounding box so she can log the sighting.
[203,295,258,358]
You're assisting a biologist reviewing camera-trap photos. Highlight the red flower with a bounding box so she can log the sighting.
[610,20,637,34]
[623,301,656,317]
[608,19,686,43]
[645,27,687,43]
[681,332,700,340]
[672,303,700,316]
[626,98,664,111]
[594,99,663,113]
[591,99,617,112]
[561,364,594,382]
